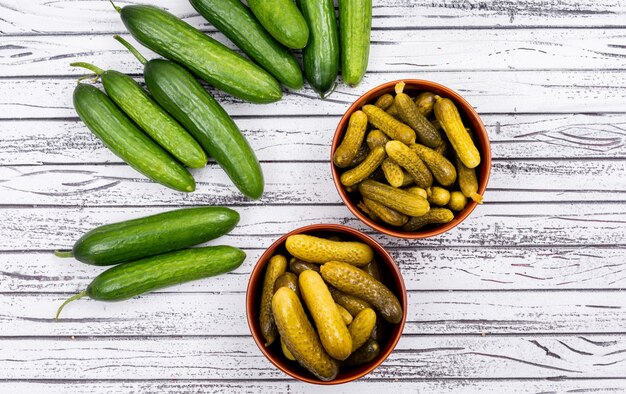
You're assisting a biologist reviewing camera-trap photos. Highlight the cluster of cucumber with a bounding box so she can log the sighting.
[72,1,372,198]
[54,207,245,318]
[259,234,402,381]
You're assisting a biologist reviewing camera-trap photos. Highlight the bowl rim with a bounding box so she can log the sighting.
[245,223,408,385]
[330,79,492,239]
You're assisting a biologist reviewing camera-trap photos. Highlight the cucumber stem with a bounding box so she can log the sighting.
[394,81,405,95]
[70,62,104,75]
[109,0,122,13]
[54,250,74,258]
[113,35,147,65]
[55,290,88,320]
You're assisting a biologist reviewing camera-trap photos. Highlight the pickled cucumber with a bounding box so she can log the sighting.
[411,144,457,186]
[260,254,287,346]
[340,145,386,187]
[348,308,377,352]
[342,338,380,367]
[286,234,374,267]
[334,110,368,168]
[359,179,430,217]
[274,271,299,297]
[328,286,371,316]
[362,104,416,145]
[402,208,454,231]
[289,257,320,275]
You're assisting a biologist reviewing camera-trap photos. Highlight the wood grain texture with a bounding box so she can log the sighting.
[1,335,625,379]
[0,160,624,206]
[2,0,625,34]
[2,291,626,336]
[3,29,626,77]
[1,204,625,251]
[2,114,625,165]
[3,246,625,292]
[3,70,626,119]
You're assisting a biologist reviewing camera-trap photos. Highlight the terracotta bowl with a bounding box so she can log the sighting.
[331,79,492,238]
[246,224,407,384]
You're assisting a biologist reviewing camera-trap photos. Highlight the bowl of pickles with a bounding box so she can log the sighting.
[246,224,407,384]
[331,79,492,238]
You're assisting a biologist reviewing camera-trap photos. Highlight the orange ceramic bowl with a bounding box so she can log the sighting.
[331,79,492,238]
[246,224,407,384]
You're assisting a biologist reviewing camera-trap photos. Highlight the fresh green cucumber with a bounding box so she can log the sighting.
[71,61,207,168]
[55,206,240,266]
[72,83,195,192]
[247,0,309,50]
[115,3,282,103]
[298,0,340,97]
[55,246,246,318]
[115,37,264,200]
[189,0,303,90]
[339,0,372,87]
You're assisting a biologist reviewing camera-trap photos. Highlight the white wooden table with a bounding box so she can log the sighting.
[2,1,626,393]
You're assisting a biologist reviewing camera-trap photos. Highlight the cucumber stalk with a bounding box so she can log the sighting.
[55,290,88,319]
[113,35,147,65]
[54,250,74,258]
[109,0,122,13]
[71,62,104,75]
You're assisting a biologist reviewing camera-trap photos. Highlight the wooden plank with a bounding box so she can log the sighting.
[2,380,626,394]
[0,204,625,251]
[2,291,626,335]
[3,246,625,293]
[2,114,625,165]
[3,70,626,119]
[0,160,624,206]
[4,29,626,77]
[2,0,625,34]
[1,335,625,380]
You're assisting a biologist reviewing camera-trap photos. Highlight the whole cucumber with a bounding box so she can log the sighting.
[56,246,246,318]
[117,4,282,103]
[58,207,240,266]
[145,59,265,200]
[299,0,340,97]
[72,61,207,169]
[189,0,303,90]
[247,0,309,49]
[339,0,372,87]
[72,83,195,192]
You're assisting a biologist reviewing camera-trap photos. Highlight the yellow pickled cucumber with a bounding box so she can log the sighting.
[260,254,287,346]
[414,91,437,117]
[456,156,483,203]
[374,93,394,110]
[362,104,416,145]
[285,234,374,267]
[272,287,339,381]
[434,96,481,168]
[448,191,468,212]
[340,146,386,187]
[385,140,433,188]
[411,144,457,186]
[394,83,442,148]
[281,337,296,361]
[406,186,428,200]
[334,110,368,168]
[363,197,409,227]
[366,129,390,150]
[289,257,320,275]
[299,270,352,360]
[328,286,371,316]
[336,303,354,325]
[348,308,377,352]
[321,261,403,324]
[381,158,404,188]
[427,186,451,206]
[359,179,430,217]
[402,208,454,231]
[342,338,380,367]
[274,272,300,297]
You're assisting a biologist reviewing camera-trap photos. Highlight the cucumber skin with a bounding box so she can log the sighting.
[339,0,372,87]
[100,70,207,168]
[298,0,340,97]
[189,0,303,90]
[119,4,282,103]
[144,59,264,200]
[72,84,195,193]
[247,0,309,50]
[87,246,246,301]
[73,207,240,266]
